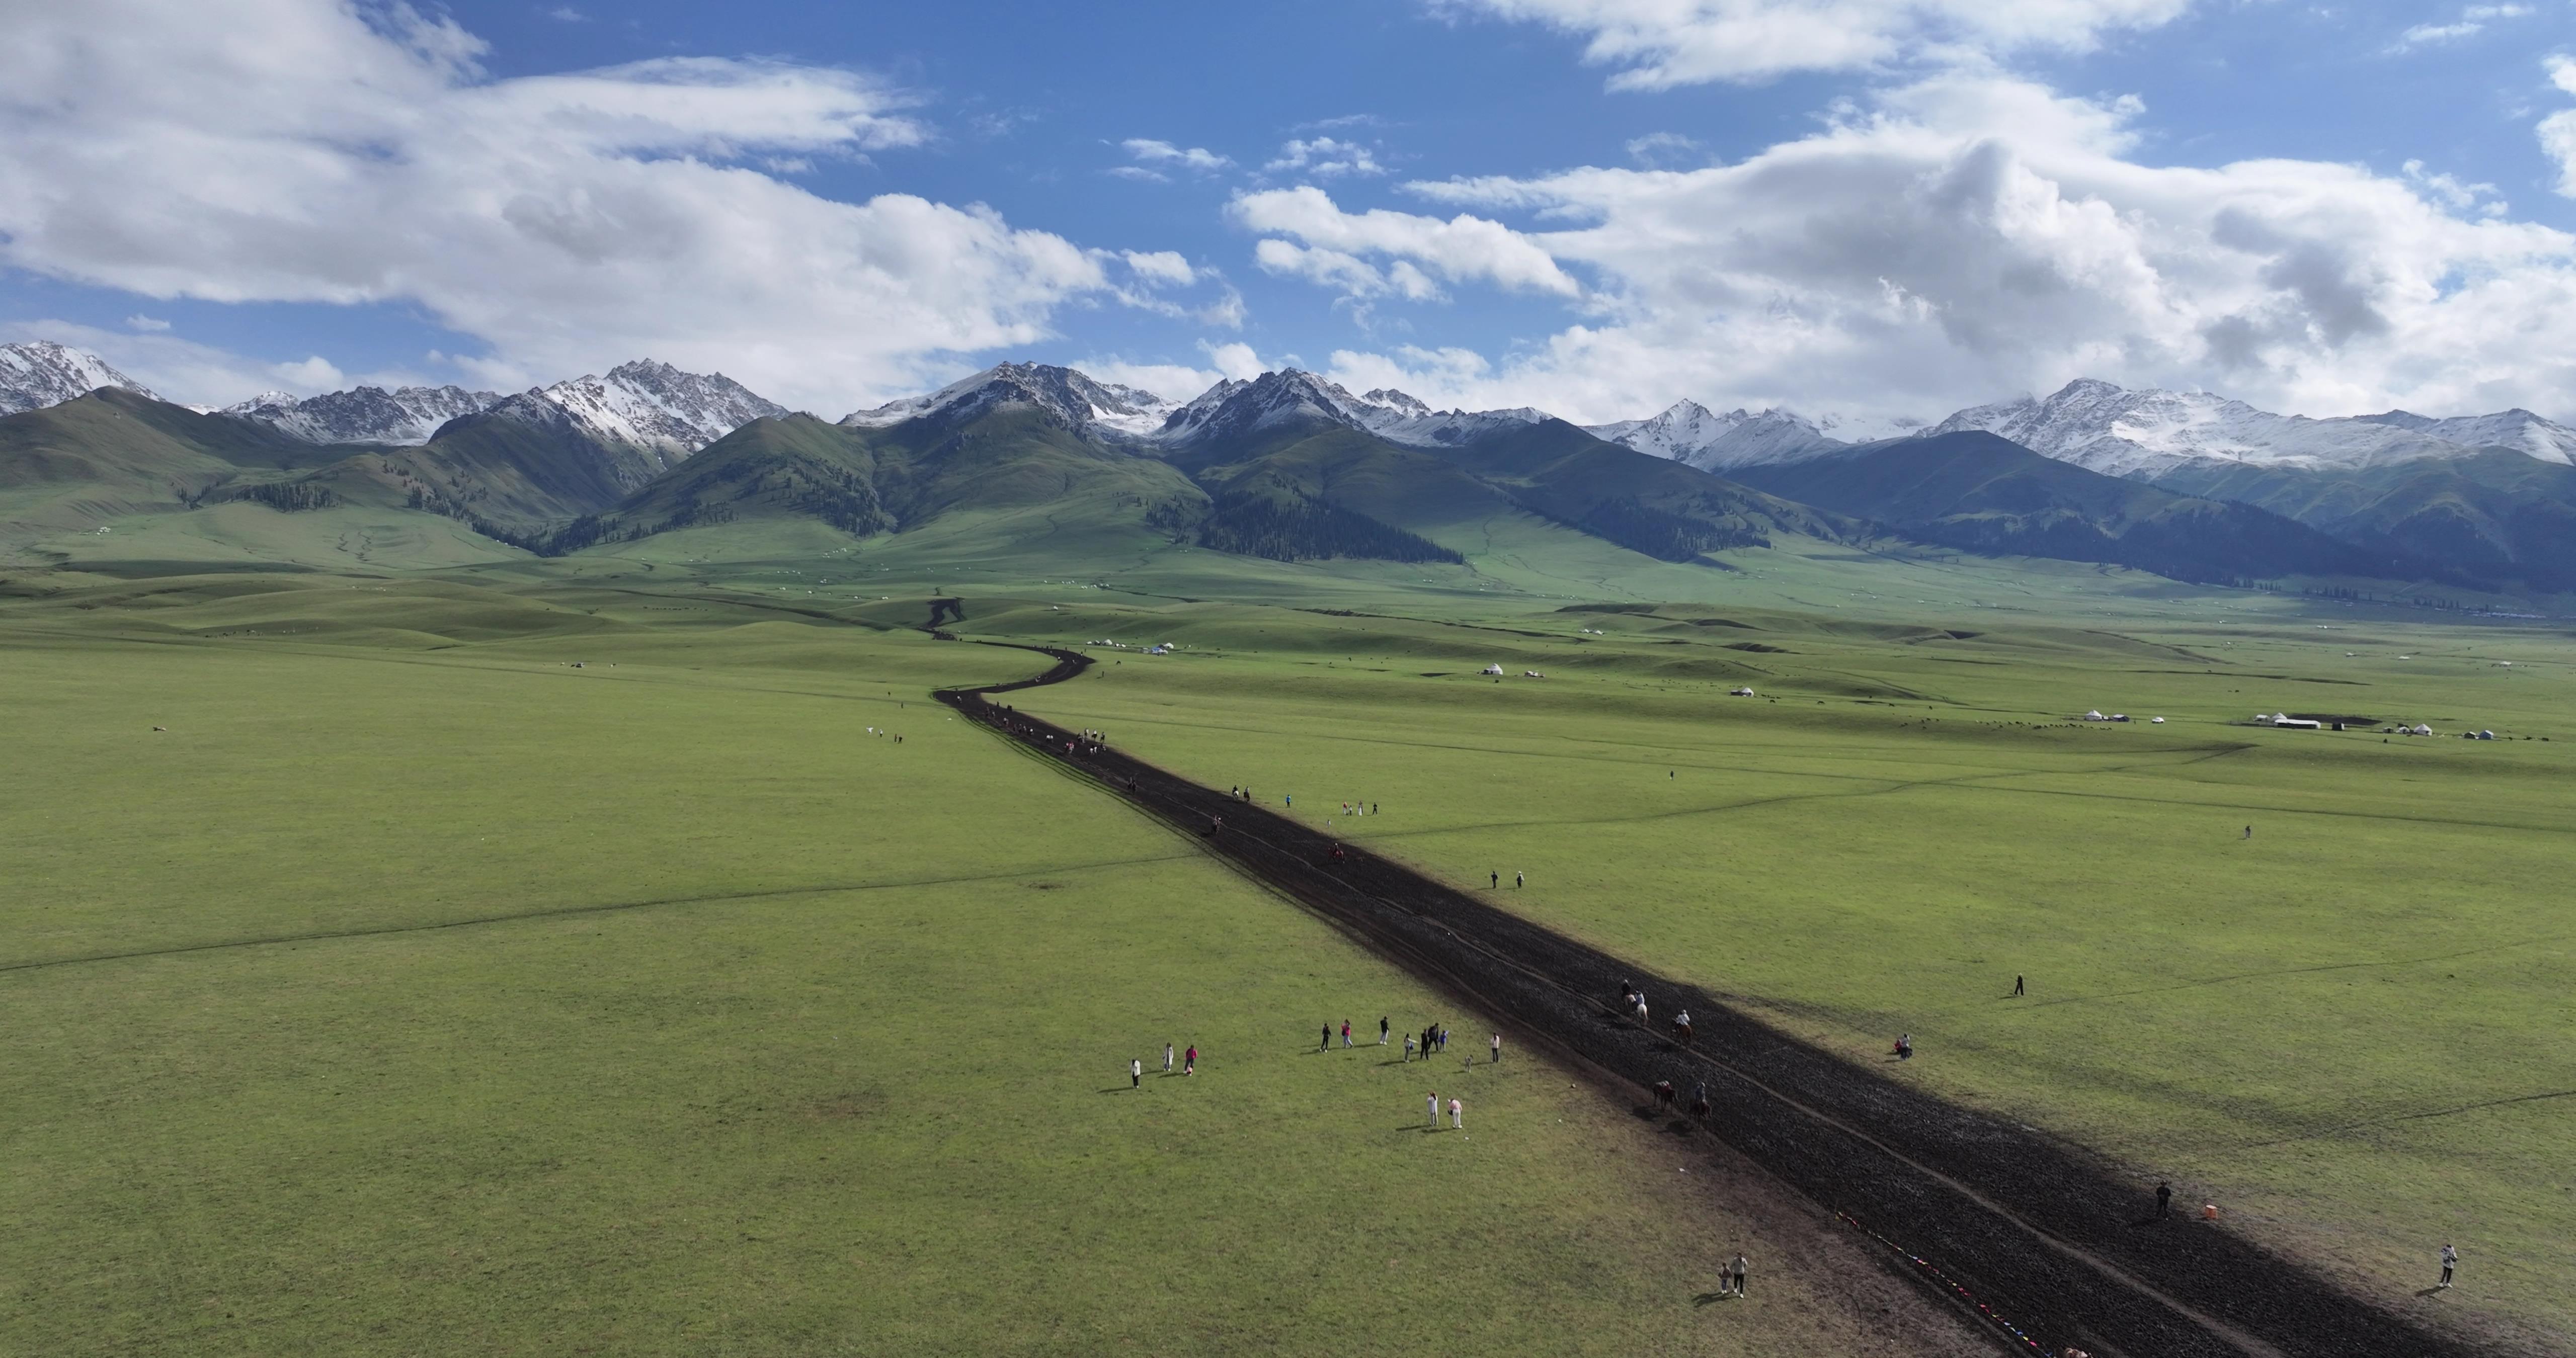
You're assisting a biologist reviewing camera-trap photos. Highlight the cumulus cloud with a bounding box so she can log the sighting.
[1276,72,2576,426]
[0,0,1182,409]
[1232,186,1584,301]
[1265,138,1386,178]
[1437,0,2194,89]
[2539,57,2576,196]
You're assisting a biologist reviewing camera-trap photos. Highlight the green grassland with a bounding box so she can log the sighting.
[0,576,1987,1357]
[962,585,2576,1353]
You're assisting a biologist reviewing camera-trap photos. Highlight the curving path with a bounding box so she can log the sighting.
[937,635,2479,1358]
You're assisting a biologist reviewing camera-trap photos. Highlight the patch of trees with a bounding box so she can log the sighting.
[1197,494,1462,564]
[195,481,338,512]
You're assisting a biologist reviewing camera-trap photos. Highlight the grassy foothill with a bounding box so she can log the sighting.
[0,576,1985,1357]
[985,587,2576,1354]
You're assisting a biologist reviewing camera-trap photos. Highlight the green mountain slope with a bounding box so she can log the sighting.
[2149,450,2576,591]
[1728,431,2426,584]
[1429,419,1866,560]
[566,407,1208,557]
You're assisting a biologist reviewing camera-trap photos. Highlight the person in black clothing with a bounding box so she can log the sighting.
[2155,1181,2171,1218]
[1321,1025,1331,1052]
[1379,1016,1390,1045]
[1489,870,1498,888]
[2013,974,2026,997]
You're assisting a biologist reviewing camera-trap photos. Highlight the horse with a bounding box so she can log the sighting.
[1689,1084,1712,1119]
[1634,1000,1650,1027]
[1651,1079,1677,1112]
[1671,1011,1694,1045]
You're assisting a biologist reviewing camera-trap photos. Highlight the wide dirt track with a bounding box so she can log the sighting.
[939,636,2480,1358]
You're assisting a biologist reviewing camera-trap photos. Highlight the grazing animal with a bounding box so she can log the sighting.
[1652,1079,1677,1111]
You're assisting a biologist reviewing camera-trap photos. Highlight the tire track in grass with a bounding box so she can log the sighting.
[0,853,1196,975]
[940,634,2481,1358]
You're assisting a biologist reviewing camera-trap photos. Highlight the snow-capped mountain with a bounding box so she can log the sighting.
[1152,369,1545,448]
[2348,408,2576,465]
[1586,400,1843,470]
[0,341,157,415]
[533,360,787,459]
[224,385,502,445]
[841,362,1177,439]
[1920,379,2511,476]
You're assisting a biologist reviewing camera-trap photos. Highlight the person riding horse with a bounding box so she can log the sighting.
[1651,1079,1676,1111]
[1671,1008,1694,1044]
[1688,1081,1712,1119]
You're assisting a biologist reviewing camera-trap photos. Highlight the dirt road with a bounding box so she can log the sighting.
[941,639,2476,1358]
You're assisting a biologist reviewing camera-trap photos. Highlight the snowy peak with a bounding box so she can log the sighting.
[0,341,157,415]
[1922,380,2501,476]
[841,362,1177,439]
[1153,370,1546,449]
[538,360,788,460]
[2350,408,2576,465]
[1586,400,1841,469]
[225,384,502,445]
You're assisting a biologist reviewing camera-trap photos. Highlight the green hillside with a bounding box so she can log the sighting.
[2153,449,2576,592]
[1730,431,2420,584]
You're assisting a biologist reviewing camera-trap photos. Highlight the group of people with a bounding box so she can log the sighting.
[1428,1092,1465,1129]
[1130,1042,1199,1087]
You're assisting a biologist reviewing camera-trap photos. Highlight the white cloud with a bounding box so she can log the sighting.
[1201,341,1270,382]
[1290,71,2576,426]
[1624,132,1706,167]
[1437,0,2194,89]
[275,355,346,388]
[1232,186,1584,300]
[1070,357,1225,402]
[1264,138,1386,179]
[1120,250,1197,287]
[0,317,407,400]
[2540,56,2576,196]
[2388,3,2533,50]
[1122,138,1233,172]
[124,314,171,332]
[0,0,1165,410]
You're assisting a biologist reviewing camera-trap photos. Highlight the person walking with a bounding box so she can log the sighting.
[1731,1254,1749,1298]
[1404,1033,1417,1061]
[1449,1097,1463,1130]
[1428,1092,1440,1129]
[2156,1181,2171,1218]
[1379,1016,1390,1045]
[1341,1020,1352,1048]
[1491,1033,1502,1064]
[2244,824,2252,839]
[1184,1045,1196,1075]
[2440,1243,2458,1289]
[2014,974,2026,997]
[1490,870,1498,889]
[1515,871,1523,889]
[1164,1043,1174,1074]
[1321,1025,1332,1052]
[1131,1057,1142,1089]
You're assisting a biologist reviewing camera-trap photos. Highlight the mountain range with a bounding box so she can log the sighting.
[3,338,2570,592]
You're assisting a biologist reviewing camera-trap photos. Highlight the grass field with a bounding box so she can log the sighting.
[0,575,1991,1356]
[962,584,2576,1354]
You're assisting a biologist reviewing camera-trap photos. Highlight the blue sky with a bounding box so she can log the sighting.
[7,1,2576,426]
